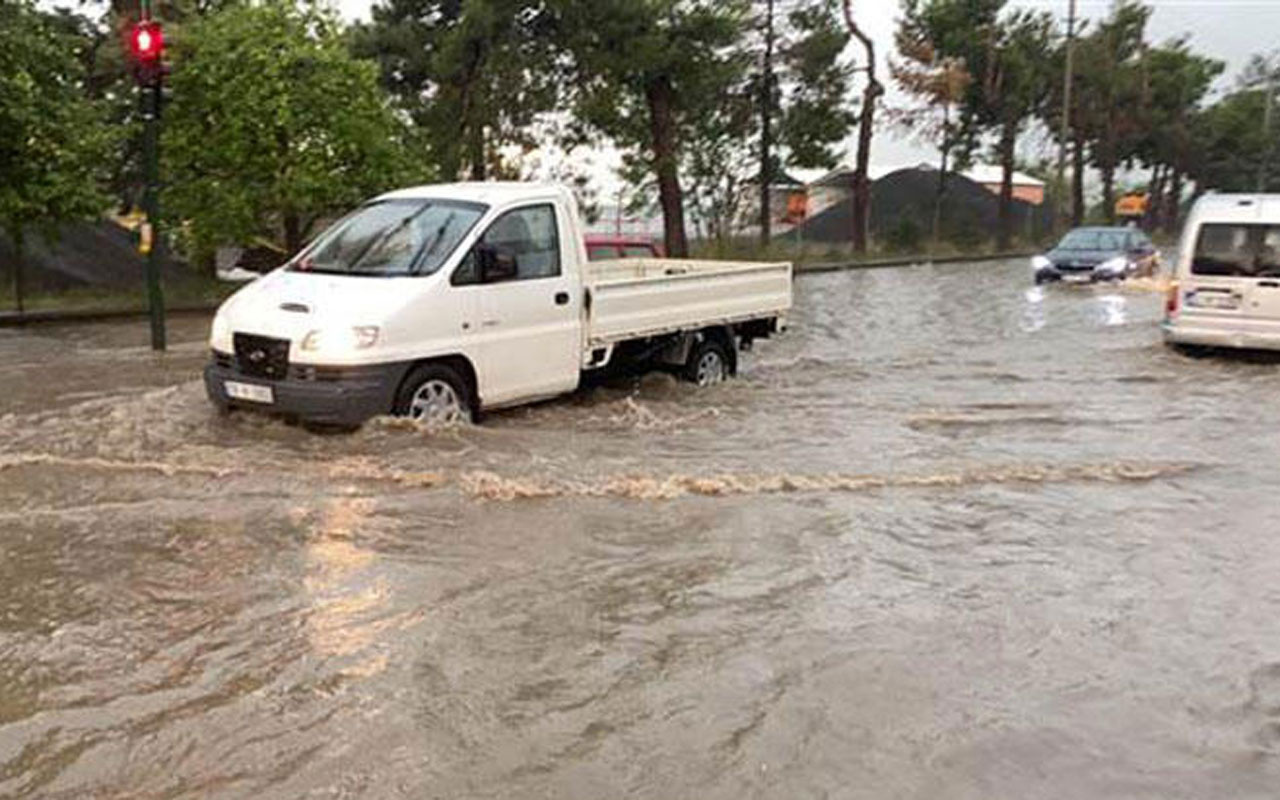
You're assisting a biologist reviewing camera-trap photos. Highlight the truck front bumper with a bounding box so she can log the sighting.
[204,353,410,426]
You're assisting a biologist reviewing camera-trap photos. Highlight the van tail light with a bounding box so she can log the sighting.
[1166,281,1180,317]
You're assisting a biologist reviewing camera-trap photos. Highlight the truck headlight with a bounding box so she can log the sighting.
[299,326,380,353]
[210,310,232,351]
[1031,255,1052,272]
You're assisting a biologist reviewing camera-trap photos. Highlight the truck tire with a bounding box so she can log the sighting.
[394,363,473,425]
[684,337,731,387]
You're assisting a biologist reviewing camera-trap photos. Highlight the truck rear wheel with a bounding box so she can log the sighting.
[684,337,731,387]
[395,363,473,425]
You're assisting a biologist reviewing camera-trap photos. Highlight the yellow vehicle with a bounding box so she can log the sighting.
[1116,192,1149,221]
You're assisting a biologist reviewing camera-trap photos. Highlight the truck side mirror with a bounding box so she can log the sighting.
[477,244,518,283]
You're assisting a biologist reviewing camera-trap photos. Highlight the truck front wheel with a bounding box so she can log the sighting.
[395,363,473,425]
[684,337,731,387]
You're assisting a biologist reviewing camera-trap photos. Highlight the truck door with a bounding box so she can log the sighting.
[462,202,581,406]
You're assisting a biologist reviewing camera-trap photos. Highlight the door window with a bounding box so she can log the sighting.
[453,204,561,285]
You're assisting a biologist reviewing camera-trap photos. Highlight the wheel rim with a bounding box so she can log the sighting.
[408,379,464,424]
[695,349,726,386]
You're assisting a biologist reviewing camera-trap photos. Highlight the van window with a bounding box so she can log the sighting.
[621,244,658,258]
[1192,224,1280,277]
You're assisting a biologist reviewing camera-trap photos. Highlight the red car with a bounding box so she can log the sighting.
[585,236,663,261]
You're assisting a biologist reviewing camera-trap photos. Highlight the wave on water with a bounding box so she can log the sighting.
[456,461,1197,502]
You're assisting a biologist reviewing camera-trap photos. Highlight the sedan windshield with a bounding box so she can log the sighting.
[1057,229,1125,252]
[290,199,485,277]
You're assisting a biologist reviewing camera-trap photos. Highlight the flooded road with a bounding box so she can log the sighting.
[3,258,1280,799]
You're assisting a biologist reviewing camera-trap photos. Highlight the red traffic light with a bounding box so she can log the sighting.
[131,21,163,63]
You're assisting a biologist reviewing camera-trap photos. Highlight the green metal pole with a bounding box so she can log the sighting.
[140,0,165,350]
[143,79,165,351]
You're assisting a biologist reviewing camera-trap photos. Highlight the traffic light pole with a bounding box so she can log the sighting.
[142,77,165,351]
[136,0,166,352]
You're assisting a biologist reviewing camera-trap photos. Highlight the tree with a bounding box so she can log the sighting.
[1192,63,1280,195]
[893,6,971,243]
[0,0,113,311]
[163,2,423,264]
[351,0,560,181]
[1073,1,1149,224]
[1134,40,1221,232]
[901,0,1054,249]
[842,0,884,254]
[755,0,854,244]
[555,0,748,258]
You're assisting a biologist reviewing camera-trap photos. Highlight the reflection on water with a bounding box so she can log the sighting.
[3,258,1280,798]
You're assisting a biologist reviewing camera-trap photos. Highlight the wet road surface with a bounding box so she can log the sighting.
[2,259,1280,798]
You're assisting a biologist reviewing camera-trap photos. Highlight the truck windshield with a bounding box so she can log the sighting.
[1192,224,1280,277]
[290,199,486,277]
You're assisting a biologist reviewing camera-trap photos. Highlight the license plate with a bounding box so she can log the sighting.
[1189,292,1239,310]
[1063,273,1092,284]
[225,381,274,404]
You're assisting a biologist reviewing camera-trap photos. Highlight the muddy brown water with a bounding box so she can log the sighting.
[2,259,1280,799]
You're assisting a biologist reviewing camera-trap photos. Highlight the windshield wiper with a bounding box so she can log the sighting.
[411,212,457,275]
[346,205,436,272]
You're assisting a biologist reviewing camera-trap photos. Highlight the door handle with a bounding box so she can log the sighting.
[482,319,500,328]
[555,291,570,306]
[1259,281,1280,288]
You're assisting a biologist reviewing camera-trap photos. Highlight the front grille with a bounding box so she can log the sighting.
[233,333,290,380]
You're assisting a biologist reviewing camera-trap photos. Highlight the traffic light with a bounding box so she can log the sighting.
[130,20,164,86]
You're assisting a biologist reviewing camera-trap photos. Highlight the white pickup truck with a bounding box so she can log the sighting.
[204,183,791,426]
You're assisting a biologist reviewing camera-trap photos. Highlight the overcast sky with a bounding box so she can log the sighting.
[331,0,1278,184]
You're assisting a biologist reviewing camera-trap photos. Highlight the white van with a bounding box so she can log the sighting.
[1163,194,1280,352]
[204,183,791,426]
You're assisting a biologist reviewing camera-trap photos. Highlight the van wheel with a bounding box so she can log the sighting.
[684,338,730,387]
[395,364,473,425]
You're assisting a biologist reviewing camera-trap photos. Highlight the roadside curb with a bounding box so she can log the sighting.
[796,251,1036,274]
[0,304,220,327]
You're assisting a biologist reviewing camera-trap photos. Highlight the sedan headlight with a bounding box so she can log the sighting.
[299,326,380,354]
[1031,255,1052,272]
[1095,256,1129,276]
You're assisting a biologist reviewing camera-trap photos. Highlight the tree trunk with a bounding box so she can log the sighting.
[996,119,1017,251]
[469,127,486,181]
[933,135,950,246]
[1163,170,1183,235]
[843,1,882,255]
[283,211,303,256]
[1071,132,1085,227]
[759,0,774,246]
[1101,160,1116,225]
[1144,164,1164,232]
[12,227,24,314]
[645,75,689,258]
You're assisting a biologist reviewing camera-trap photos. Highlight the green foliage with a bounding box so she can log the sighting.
[351,0,560,180]
[776,0,856,170]
[1194,88,1280,193]
[163,1,425,261]
[554,0,750,255]
[883,216,924,253]
[0,1,114,246]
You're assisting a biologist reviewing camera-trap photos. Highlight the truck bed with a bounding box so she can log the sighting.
[586,258,792,345]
